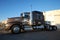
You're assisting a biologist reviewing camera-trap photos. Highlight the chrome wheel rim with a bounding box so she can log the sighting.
[13,26,20,33]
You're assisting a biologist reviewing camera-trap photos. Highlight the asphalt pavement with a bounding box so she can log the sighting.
[0,30,60,40]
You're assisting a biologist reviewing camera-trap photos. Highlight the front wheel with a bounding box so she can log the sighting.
[11,25,21,34]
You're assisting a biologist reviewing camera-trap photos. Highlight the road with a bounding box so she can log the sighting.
[0,30,60,40]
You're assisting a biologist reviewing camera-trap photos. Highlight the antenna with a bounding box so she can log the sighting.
[31,4,32,12]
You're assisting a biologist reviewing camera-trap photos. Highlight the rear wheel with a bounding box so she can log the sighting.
[53,26,57,31]
[11,25,21,34]
[46,25,53,31]
[49,26,53,31]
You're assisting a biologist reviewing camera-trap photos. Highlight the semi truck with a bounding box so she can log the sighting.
[5,11,57,34]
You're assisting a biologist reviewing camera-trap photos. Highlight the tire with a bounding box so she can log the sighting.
[46,25,50,30]
[53,26,57,31]
[46,25,52,31]
[11,25,21,34]
[49,26,53,31]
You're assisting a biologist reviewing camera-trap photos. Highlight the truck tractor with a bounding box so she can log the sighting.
[5,11,57,34]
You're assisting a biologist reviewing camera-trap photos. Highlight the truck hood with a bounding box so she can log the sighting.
[7,17,22,23]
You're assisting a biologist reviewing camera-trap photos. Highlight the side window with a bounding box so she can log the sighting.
[37,13,43,20]
[37,14,41,19]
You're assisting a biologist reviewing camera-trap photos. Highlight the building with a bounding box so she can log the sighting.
[43,9,60,29]
[1,20,7,24]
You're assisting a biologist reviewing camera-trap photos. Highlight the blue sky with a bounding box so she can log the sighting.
[0,0,60,21]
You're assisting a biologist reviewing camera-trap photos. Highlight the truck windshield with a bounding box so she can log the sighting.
[24,14,30,19]
[24,13,30,19]
[24,15,29,18]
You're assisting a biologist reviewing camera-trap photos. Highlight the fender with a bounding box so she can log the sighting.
[5,21,23,30]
